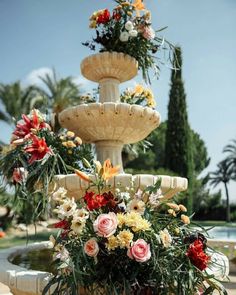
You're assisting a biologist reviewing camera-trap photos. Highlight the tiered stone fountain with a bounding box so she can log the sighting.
[0,52,229,295]
[56,52,188,199]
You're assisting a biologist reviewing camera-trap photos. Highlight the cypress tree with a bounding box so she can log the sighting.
[165,46,194,212]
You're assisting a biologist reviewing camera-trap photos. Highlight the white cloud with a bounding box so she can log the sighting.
[72,76,96,92]
[22,67,54,87]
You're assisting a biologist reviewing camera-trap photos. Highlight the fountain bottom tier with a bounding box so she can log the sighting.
[54,173,188,200]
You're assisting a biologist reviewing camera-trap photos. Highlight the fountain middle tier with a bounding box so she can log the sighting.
[59,102,161,170]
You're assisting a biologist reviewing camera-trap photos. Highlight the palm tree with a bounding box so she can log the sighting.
[0,82,41,124]
[35,69,82,115]
[209,159,234,222]
[223,139,236,180]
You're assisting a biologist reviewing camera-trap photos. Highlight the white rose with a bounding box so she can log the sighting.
[129,29,138,37]
[119,31,129,42]
[125,21,134,31]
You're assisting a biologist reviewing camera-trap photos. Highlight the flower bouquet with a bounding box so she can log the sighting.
[0,109,92,223]
[83,0,174,83]
[120,84,156,108]
[44,160,228,295]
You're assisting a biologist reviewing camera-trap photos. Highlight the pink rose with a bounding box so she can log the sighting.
[93,212,118,238]
[84,238,99,257]
[127,239,151,263]
[142,26,155,40]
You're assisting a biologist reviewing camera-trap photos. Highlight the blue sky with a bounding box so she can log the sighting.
[0,0,236,201]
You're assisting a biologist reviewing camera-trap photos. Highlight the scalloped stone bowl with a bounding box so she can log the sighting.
[59,102,160,144]
[81,52,138,83]
[54,173,188,200]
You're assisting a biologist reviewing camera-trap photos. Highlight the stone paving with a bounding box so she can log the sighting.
[0,280,236,294]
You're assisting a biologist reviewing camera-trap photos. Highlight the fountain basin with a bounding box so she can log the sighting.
[54,173,188,200]
[81,52,138,83]
[59,103,160,144]
[0,241,229,295]
[0,242,54,295]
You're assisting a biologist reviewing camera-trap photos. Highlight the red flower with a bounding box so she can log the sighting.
[24,134,52,164]
[13,109,50,139]
[187,239,210,271]
[12,167,28,184]
[84,191,115,211]
[52,220,70,230]
[97,9,110,24]
[113,11,121,21]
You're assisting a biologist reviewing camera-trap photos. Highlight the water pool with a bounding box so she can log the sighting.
[207,226,236,241]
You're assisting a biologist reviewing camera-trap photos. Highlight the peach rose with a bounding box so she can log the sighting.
[127,239,151,262]
[93,212,118,238]
[84,238,99,257]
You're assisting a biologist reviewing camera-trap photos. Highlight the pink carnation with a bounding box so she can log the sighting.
[142,26,155,40]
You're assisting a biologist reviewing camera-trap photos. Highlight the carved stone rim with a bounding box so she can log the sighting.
[80,52,138,83]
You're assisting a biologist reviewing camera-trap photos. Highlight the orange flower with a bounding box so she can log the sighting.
[0,231,6,238]
[102,159,120,180]
[132,0,145,16]
[75,170,91,182]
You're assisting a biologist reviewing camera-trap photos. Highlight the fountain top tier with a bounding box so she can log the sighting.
[81,52,138,83]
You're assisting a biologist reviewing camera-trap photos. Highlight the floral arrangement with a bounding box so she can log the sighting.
[44,160,227,295]
[83,0,174,83]
[121,84,156,108]
[0,109,92,223]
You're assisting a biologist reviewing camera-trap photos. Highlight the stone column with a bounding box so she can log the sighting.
[95,140,124,172]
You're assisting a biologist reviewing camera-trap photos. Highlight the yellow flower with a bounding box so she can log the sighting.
[179,204,187,212]
[181,214,190,225]
[117,213,126,227]
[144,10,151,20]
[74,137,82,145]
[62,141,68,147]
[134,84,144,94]
[117,230,133,248]
[168,209,177,217]
[175,228,180,235]
[106,235,119,251]
[125,212,151,232]
[89,20,97,29]
[66,141,76,148]
[67,131,75,138]
[60,136,65,141]
[132,218,151,232]
[67,150,73,155]
[166,203,180,211]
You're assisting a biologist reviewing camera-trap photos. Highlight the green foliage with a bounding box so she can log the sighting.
[191,131,210,175]
[0,82,39,123]
[223,138,236,180]
[209,159,234,222]
[164,47,194,212]
[34,69,84,115]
